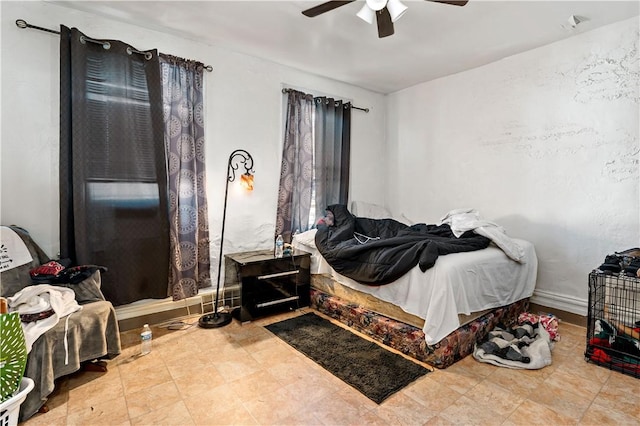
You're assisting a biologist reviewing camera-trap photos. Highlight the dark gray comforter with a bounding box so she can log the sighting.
[315,204,491,285]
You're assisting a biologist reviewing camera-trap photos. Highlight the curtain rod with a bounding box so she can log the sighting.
[282,87,369,113]
[15,19,214,72]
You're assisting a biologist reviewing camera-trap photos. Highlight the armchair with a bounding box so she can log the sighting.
[0,226,121,421]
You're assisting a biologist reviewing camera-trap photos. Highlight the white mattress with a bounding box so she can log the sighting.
[293,229,538,345]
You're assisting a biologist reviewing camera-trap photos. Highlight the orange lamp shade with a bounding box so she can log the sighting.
[240,173,254,191]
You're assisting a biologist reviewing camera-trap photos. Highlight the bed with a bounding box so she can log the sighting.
[292,203,538,368]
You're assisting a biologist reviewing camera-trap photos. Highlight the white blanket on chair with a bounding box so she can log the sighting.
[8,284,82,353]
[0,226,33,271]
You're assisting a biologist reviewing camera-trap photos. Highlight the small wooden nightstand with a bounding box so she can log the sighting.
[224,249,311,322]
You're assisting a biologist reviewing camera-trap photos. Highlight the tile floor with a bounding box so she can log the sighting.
[21,308,640,426]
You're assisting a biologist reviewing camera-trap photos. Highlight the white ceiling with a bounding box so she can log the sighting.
[55,0,640,94]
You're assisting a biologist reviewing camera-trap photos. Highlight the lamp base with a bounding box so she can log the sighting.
[198,312,233,328]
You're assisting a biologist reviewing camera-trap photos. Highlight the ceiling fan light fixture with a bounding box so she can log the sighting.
[356,3,376,24]
[387,0,407,22]
[365,0,387,12]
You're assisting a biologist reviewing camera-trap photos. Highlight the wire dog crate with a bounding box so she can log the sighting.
[586,271,640,379]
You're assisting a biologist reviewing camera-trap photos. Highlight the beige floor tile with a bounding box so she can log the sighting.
[124,380,183,419]
[206,340,251,364]
[402,376,462,413]
[423,414,456,425]
[580,400,640,425]
[182,383,248,425]
[173,365,227,399]
[465,380,526,417]
[164,351,215,380]
[65,394,130,426]
[213,352,263,382]
[129,400,194,426]
[527,380,593,421]
[543,368,603,401]
[483,366,545,399]
[310,392,372,426]
[66,368,124,412]
[189,329,237,353]
[596,373,640,419]
[336,385,380,415]
[438,395,507,425]
[250,338,301,366]
[242,386,302,424]
[278,407,327,426]
[266,357,318,386]
[227,370,283,401]
[428,367,483,395]
[282,373,335,407]
[374,392,439,425]
[116,349,165,375]
[120,363,174,395]
[448,355,495,378]
[17,413,68,426]
[555,356,612,385]
[502,399,577,425]
[66,366,121,390]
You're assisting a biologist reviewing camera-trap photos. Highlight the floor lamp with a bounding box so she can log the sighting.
[199,149,255,328]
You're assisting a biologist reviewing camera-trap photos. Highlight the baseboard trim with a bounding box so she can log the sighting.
[530,289,587,316]
[115,288,215,320]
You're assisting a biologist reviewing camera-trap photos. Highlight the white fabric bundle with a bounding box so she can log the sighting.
[440,208,525,262]
[473,323,553,370]
[8,284,82,354]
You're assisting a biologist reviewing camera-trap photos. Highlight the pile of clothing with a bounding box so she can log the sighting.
[597,248,640,277]
[8,261,107,355]
[473,313,558,369]
[588,318,640,374]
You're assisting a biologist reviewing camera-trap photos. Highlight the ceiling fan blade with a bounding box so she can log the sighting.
[302,1,355,17]
[376,8,394,38]
[427,0,469,6]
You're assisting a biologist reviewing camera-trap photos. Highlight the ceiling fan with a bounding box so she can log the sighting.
[302,0,468,38]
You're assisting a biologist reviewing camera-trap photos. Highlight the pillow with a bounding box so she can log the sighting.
[292,229,317,248]
[394,213,416,226]
[55,270,106,304]
[350,201,392,219]
[0,227,50,298]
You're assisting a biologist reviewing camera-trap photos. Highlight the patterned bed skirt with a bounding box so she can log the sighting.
[310,288,529,369]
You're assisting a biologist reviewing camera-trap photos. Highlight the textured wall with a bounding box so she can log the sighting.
[387,18,639,313]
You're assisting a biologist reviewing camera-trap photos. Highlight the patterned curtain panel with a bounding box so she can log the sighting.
[275,90,314,242]
[314,97,352,214]
[59,26,170,306]
[159,54,210,301]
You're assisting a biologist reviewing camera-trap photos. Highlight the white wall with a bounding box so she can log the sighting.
[1,1,387,269]
[387,18,640,315]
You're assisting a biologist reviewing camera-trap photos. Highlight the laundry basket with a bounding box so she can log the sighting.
[0,377,34,426]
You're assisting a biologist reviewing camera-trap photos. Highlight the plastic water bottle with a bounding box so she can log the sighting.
[275,234,284,258]
[140,324,152,355]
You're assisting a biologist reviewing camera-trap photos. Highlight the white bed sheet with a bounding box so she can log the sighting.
[293,229,538,345]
